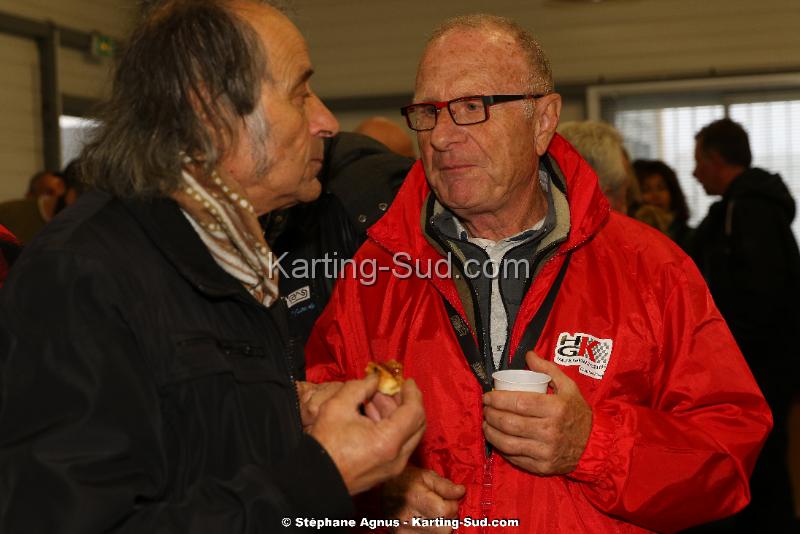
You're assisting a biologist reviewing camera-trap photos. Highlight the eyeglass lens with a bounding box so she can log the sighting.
[406,97,486,131]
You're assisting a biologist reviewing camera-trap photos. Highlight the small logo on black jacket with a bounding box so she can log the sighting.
[554,332,613,379]
[286,286,311,308]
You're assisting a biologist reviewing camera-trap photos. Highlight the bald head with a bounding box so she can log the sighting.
[419,14,553,95]
[354,117,416,158]
[410,13,562,240]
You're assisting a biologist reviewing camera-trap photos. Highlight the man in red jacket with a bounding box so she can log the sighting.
[306,13,771,533]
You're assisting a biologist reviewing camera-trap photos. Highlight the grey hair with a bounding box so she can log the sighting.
[558,121,629,208]
[423,14,554,95]
[80,0,282,198]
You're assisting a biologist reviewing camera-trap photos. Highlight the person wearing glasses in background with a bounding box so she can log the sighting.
[306,14,771,532]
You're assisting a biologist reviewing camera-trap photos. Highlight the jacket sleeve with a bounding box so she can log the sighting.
[567,256,772,532]
[0,252,353,533]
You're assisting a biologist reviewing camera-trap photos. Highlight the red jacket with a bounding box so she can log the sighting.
[0,224,20,288]
[307,135,771,532]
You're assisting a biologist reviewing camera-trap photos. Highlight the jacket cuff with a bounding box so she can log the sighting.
[567,408,618,488]
[273,433,355,519]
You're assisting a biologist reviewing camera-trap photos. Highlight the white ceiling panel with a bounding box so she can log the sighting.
[288,0,800,99]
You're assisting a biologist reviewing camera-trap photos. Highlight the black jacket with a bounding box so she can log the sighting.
[267,133,413,368]
[691,168,800,405]
[0,191,353,532]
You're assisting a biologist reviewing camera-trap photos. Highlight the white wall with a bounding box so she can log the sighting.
[0,0,134,200]
[296,0,800,100]
[0,0,135,38]
[0,32,40,200]
[2,0,800,200]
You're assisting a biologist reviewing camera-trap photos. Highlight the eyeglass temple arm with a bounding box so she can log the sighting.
[486,94,545,105]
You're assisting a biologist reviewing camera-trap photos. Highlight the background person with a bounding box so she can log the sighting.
[25,169,66,199]
[690,117,800,531]
[633,159,693,251]
[265,131,413,358]
[0,163,83,244]
[557,120,630,212]
[354,116,417,158]
[0,170,64,243]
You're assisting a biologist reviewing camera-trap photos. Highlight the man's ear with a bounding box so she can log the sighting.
[534,93,562,156]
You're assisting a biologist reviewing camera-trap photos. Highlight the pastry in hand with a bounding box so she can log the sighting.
[365,360,404,396]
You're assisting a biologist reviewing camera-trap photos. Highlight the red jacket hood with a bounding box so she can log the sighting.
[367,133,611,257]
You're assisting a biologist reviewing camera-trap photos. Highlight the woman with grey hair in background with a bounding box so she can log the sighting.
[558,120,631,212]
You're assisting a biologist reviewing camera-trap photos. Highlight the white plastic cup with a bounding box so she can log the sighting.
[492,370,551,393]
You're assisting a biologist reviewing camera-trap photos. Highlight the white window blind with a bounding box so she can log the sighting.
[602,85,800,240]
[60,115,98,167]
[615,105,724,228]
[729,101,800,240]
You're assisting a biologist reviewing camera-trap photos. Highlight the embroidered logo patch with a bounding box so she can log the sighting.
[554,332,613,380]
[285,286,311,309]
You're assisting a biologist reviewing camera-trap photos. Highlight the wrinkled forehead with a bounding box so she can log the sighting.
[415,28,530,100]
[233,1,311,83]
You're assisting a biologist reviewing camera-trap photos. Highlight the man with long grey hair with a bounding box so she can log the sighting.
[0,1,425,531]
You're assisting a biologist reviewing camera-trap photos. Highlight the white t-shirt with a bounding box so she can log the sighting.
[454,218,546,370]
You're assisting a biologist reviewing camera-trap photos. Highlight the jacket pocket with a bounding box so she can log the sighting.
[162,334,286,386]
[156,333,299,491]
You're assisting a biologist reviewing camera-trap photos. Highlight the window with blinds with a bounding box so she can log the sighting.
[614,105,725,228]
[60,115,98,166]
[730,101,800,241]
[594,78,800,239]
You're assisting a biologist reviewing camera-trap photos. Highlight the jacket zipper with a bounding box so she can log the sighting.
[480,452,496,534]
[372,223,594,524]
[420,232,500,458]
[278,305,303,429]
[259,298,303,432]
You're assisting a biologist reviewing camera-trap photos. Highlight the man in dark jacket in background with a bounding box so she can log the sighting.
[0,1,425,532]
[691,117,800,530]
[267,132,413,362]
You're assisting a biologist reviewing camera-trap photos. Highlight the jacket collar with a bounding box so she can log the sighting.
[367,133,610,259]
[121,196,250,299]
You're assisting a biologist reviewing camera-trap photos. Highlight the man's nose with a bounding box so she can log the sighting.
[430,107,465,150]
[310,94,340,138]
